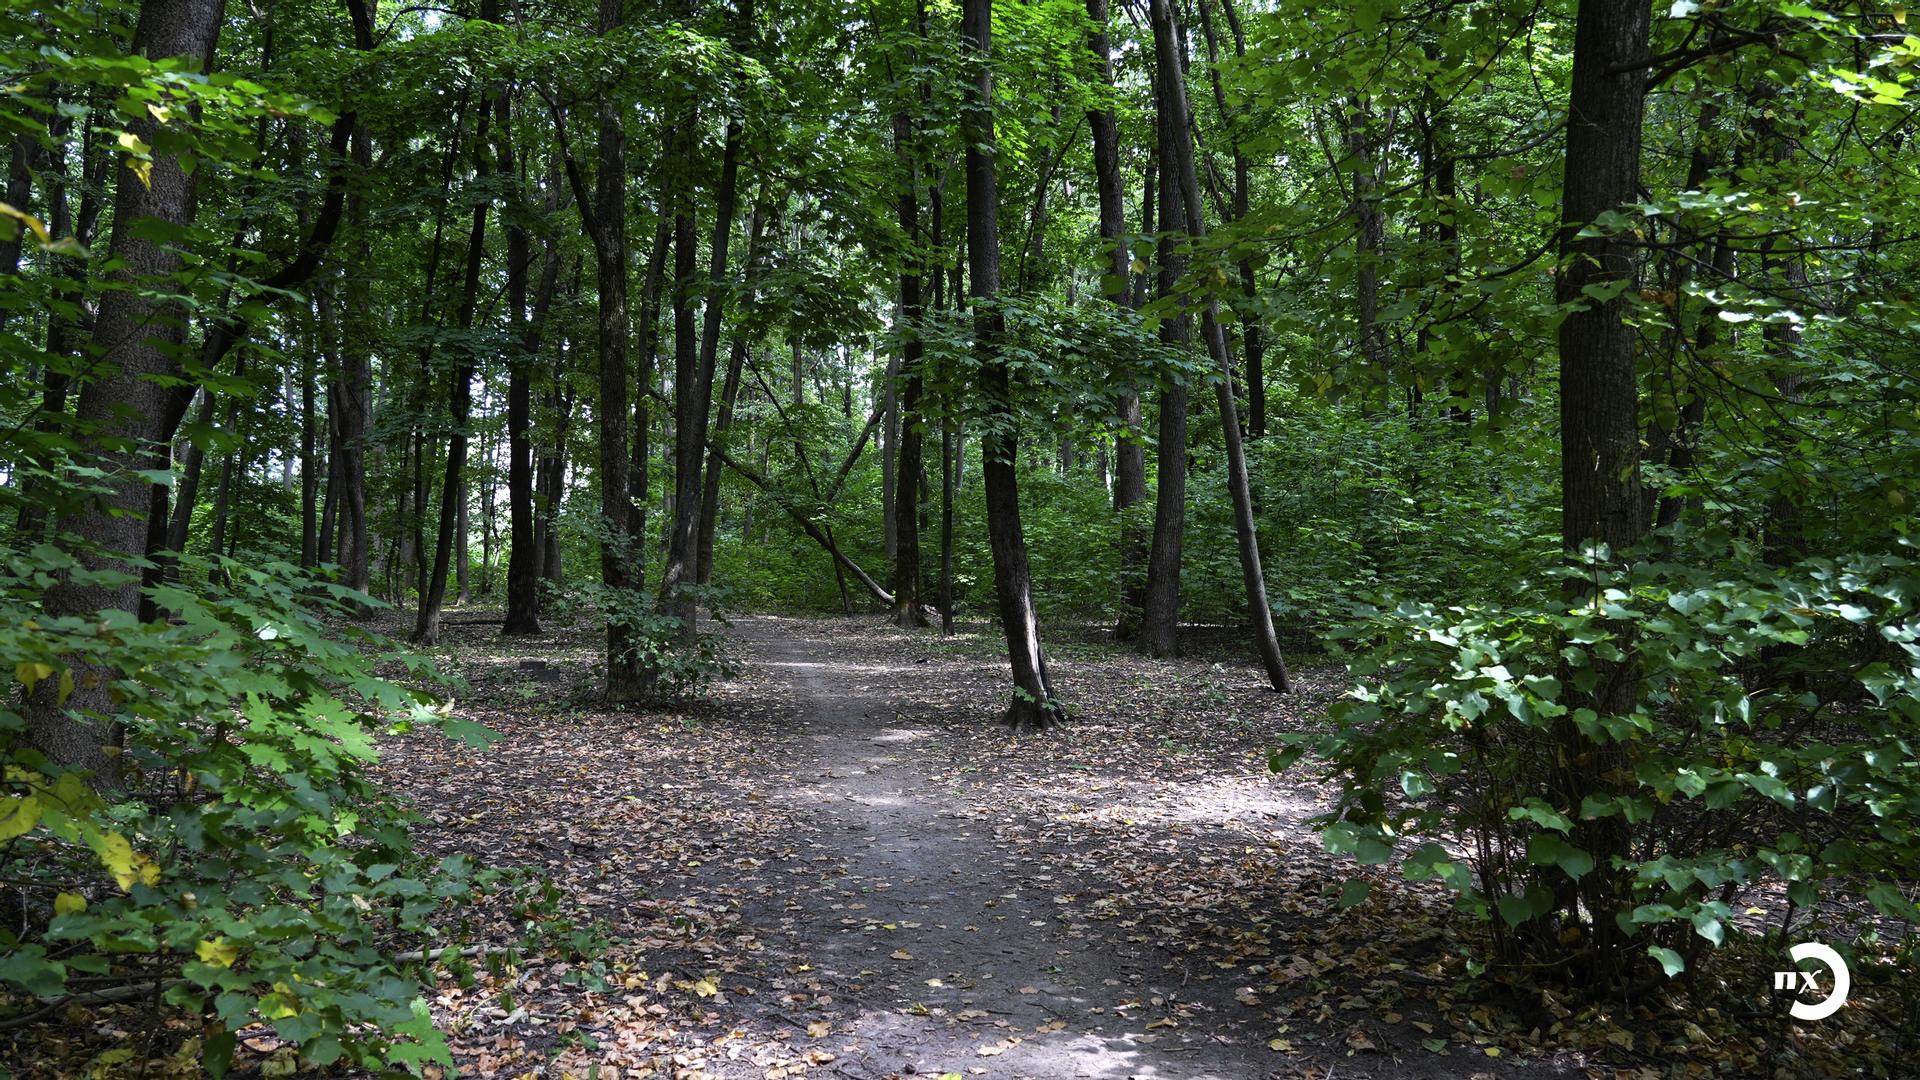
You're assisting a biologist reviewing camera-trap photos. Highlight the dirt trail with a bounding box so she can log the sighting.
[387,612,1565,1079]
[730,615,1281,1080]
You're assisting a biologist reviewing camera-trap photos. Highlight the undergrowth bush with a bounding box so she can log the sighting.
[1,544,500,1074]
[542,578,736,698]
[1278,547,1920,985]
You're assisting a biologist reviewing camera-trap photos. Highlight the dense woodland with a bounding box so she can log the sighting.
[3,0,1919,1073]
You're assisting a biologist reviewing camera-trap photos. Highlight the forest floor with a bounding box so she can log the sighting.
[348,611,1875,1080]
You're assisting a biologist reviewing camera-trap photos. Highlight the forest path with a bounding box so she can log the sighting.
[723,615,1284,1080]
[394,612,1563,1079]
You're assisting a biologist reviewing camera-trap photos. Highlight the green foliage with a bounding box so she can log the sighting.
[1279,547,1920,978]
[0,539,490,1073]
[544,579,737,700]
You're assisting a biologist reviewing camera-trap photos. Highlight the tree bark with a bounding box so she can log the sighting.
[1137,46,1188,660]
[1152,0,1289,691]
[891,107,928,627]
[1085,0,1148,640]
[964,0,1061,730]
[549,0,641,699]
[1197,0,1264,437]
[505,169,563,635]
[1552,0,1650,980]
[659,113,741,646]
[414,94,494,645]
[29,0,225,780]
[697,202,769,587]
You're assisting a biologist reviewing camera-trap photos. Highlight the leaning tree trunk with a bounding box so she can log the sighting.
[1551,0,1651,982]
[1152,0,1289,691]
[28,0,225,781]
[963,0,1061,730]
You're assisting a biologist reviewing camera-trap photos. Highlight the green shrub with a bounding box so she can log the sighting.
[1,544,497,1074]
[1277,548,1920,983]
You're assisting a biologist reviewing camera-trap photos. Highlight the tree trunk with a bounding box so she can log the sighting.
[1086,0,1147,640]
[300,339,319,568]
[660,112,741,646]
[1552,0,1650,980]
[940,422,956,635]
[891,107,927,627]
[415,94,494,645]
[1152,0,1289,691]
[1345,97,1387,409]
[505,133,561,634]
[964,0,1061,730]
[697,202,769,587]
[549,0,641,699]
[1138,46,1188,660]
[29,0,225,781]
[1198,0,1264,437]
[632,126,676,592]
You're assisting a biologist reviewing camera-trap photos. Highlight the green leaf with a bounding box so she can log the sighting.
[1337,878,1371,909]
[1648,946,1686,977]
[437,716,504,749]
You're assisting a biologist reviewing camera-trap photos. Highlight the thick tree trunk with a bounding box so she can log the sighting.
[1345,98,1387,408]
[336,118,375,606]
[632,127,676,592]
[964,0,1060,730]
[1552,0,1650,980]
[548,0,642,699]
[29,0,225,780]
[1152,0,1289,691]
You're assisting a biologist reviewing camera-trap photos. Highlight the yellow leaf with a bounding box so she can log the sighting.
[196,937,239,968]
[58,667,74,706]
[0,795,41,840]
[94,831,145,891]
[689,977,718,998]
[889,949,913,960]
[0,201,50,244]
[14,660,52,693]
[54,892,86,915]
[116,133,153,189]
[258,991,299,1019]
[806,1021,830,1038]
